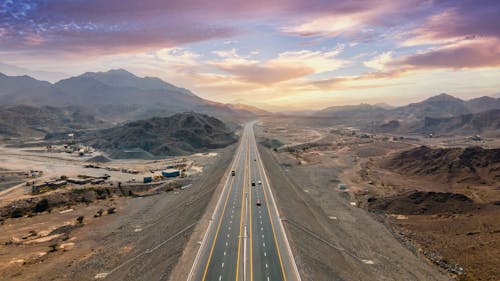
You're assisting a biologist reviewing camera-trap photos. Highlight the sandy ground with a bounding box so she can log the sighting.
[0,144,216,206]
[255,122,450,281]
[256,116,500,280]
[0,143,236,281]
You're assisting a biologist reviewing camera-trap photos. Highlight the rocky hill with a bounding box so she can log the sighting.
[384,146,500,185]
[412,109,500,136]
[79,112,238,158]
[391,94,470,120]
[0,105,106,137]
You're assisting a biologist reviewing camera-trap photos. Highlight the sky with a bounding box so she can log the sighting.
[1,0,499,111]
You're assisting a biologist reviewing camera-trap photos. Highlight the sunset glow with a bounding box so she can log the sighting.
[1,0,499,110]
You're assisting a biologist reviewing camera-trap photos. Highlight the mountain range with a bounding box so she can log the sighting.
[314,94,500,136]
[0,69,264,123]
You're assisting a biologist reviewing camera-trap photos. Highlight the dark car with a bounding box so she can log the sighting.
[231,170,235,176]
[251,181,255,186]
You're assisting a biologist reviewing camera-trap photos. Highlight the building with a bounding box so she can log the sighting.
[162,169,180,178]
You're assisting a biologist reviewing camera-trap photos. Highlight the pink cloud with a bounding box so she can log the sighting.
[393,38,500,69]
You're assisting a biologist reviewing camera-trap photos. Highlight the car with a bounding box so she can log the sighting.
[231,170,235,176]
[256,200,261,206]
[258,180,262,185]
[251,181,255,186]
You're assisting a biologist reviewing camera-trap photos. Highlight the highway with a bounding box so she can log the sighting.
[188,123,301,281]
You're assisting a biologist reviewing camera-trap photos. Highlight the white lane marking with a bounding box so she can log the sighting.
[264,252,267,257]
[227,234,230,238]
[222,262,225,268]
[224,251,226,256]
[265,263,268,269]
[263,242,265,247]
[262,234,264,238]
[219,275,222,281]
[226,242,228,246]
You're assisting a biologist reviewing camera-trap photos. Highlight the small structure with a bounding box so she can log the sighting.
[47,180,67,188]
[471,135,482,141]
[67,178,90,184]
[162,169,180,178]
[90,178,105,185]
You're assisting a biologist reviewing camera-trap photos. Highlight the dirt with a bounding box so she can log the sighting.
[367,191,480,215]
[255,123,450,281]
[256,116,500,281]
[383,146,500,185]
[0,144,236,281]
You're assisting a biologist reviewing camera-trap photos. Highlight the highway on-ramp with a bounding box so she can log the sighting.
[188,123,300,281]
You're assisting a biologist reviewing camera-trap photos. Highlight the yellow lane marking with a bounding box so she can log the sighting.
[201,136,244,281]
[236,137,249,281]
[254,135,287,281]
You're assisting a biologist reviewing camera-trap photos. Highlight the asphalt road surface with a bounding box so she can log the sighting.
[188,123,300,281]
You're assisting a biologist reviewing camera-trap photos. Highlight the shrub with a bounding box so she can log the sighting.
[94,209,104,217]
[48,243,58,252]
[11,208,24,218]
[107,207,116,214]
[76,216,84,224]
[34,199,50,213]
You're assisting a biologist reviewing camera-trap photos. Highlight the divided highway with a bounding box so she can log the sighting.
[188,123,300,281]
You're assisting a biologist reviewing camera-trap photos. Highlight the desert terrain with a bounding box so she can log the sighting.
[255,116,499,281]
[0,122,238,281]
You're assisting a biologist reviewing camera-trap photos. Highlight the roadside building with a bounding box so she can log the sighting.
[162,169,180,178]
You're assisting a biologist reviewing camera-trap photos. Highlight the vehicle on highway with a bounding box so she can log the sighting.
[258,180,262,185]
[256,200,261,206]
[231,170,235,176]
[251,181,256,186]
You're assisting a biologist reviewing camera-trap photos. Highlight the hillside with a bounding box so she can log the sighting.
[391,94,469,120]
[314,103,388,125]
[79,112,238,158]
[412,109,500,136]
[0,105,106,137]
[384,146,500,185]
[0,70,261,122]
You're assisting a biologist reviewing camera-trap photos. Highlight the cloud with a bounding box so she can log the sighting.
[281,0,427,39]
[393,38,500,69]
[402,0,500,46]
[364,52,393,71]
[208,48,346,85]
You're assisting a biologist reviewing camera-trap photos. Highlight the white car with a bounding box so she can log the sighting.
[258,180,262,185]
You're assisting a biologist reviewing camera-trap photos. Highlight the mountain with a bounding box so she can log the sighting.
[465,96,500,113]
[411,109,500,136]
[391,94,469,120]
[74,112,238,158]
[0,70,262,122]
[313,103,389,125]
[384,146,500,185]
[80,69,195,96]
[0,105,106,137]
[226,103,271,116]
[0,73,52,97]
